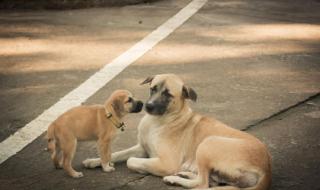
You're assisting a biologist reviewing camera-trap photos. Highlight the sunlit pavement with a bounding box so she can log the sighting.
[0,0,319,189]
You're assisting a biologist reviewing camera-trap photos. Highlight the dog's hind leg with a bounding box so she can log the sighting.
[176,171,197,179]
[164,148,210,189]
[164,163,210,189]
[61,138,83,178]
[163,165,209,188]
[49,139,57,167]
[193,187,240,190]
[47,124,62,169]
[192,137,263,190]
[52,142,63,169]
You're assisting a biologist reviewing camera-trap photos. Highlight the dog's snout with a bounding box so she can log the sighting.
[131,100,144,113]
[136,101,143,111]
[145,101,167,115]
[145,102,155,112]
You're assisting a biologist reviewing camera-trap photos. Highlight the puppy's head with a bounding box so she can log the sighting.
[107,90,143,117]
[140,74,197,116]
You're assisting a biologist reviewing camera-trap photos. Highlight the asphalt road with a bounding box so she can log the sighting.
[0,0,320,190]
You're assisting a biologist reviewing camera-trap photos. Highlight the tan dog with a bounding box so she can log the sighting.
[83,74,271,190]
[46,89,143,178]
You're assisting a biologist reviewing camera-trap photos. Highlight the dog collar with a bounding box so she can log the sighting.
[105,112,126,131]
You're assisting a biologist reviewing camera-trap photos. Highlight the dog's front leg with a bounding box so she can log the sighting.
[127,157,177,177]
[83,144,146,169]
[112,144,147,163]
[98,138,115,172]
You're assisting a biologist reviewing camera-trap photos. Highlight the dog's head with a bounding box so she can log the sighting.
[107,90,143,117]
[140,74,197,116]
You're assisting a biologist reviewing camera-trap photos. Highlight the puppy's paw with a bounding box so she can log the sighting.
[102,165,115,173]
[72,172,84,178]
[82,158,100,168]
[163,176,180,185]
[54,164,63,169]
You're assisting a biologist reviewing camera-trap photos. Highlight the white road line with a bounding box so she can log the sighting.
[0,0,207,164]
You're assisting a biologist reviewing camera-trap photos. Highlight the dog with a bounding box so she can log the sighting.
[83,74,271,190]
[46,89,143,178]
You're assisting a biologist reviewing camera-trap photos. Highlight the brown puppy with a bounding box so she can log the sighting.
[46,89,143,178]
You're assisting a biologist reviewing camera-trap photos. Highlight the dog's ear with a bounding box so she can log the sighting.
[112,98,124,117]
[182,86,197,102]
[140,76,154,85]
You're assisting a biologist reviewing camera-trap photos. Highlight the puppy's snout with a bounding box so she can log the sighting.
[136,101,143,112]
[131,100,144,113]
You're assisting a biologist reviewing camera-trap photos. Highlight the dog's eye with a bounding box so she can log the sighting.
[162,89,173,97]
[127,97,133,103]
[150,87,157,94]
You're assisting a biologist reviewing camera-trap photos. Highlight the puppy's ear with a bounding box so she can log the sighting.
[182,86,197,102]
[112,98,124,117]
[140,76,154,85]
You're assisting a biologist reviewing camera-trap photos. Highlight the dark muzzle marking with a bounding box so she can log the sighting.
[145,84,173,115]
[131,100,144,113]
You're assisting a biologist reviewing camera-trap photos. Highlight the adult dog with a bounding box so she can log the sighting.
[83,74,271,190]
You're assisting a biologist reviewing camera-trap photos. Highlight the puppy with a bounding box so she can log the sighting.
[83,74,271,189]
[46,89,143,178]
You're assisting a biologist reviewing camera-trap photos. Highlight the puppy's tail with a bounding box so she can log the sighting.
[45,123,56,153]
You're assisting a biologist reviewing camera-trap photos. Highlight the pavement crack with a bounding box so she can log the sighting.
[110,174,150,190]
[241,92,320,131]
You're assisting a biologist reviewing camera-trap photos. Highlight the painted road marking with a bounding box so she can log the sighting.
[0,0,207,164]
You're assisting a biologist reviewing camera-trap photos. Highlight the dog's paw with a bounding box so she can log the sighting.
[102,166,115,173]
[163,176,180,185]
[82,158,100,168]
[176,171,197,179]
[54,164,63,169]
[72,172,84,178]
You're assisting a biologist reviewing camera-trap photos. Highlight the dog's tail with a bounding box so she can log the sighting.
[45,123,56,153]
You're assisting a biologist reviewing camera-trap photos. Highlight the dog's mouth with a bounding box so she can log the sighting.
[130,101,143,113]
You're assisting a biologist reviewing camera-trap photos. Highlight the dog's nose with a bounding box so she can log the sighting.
[135,101,144,112]
[145,102,155,112]
[130,100,143,113]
